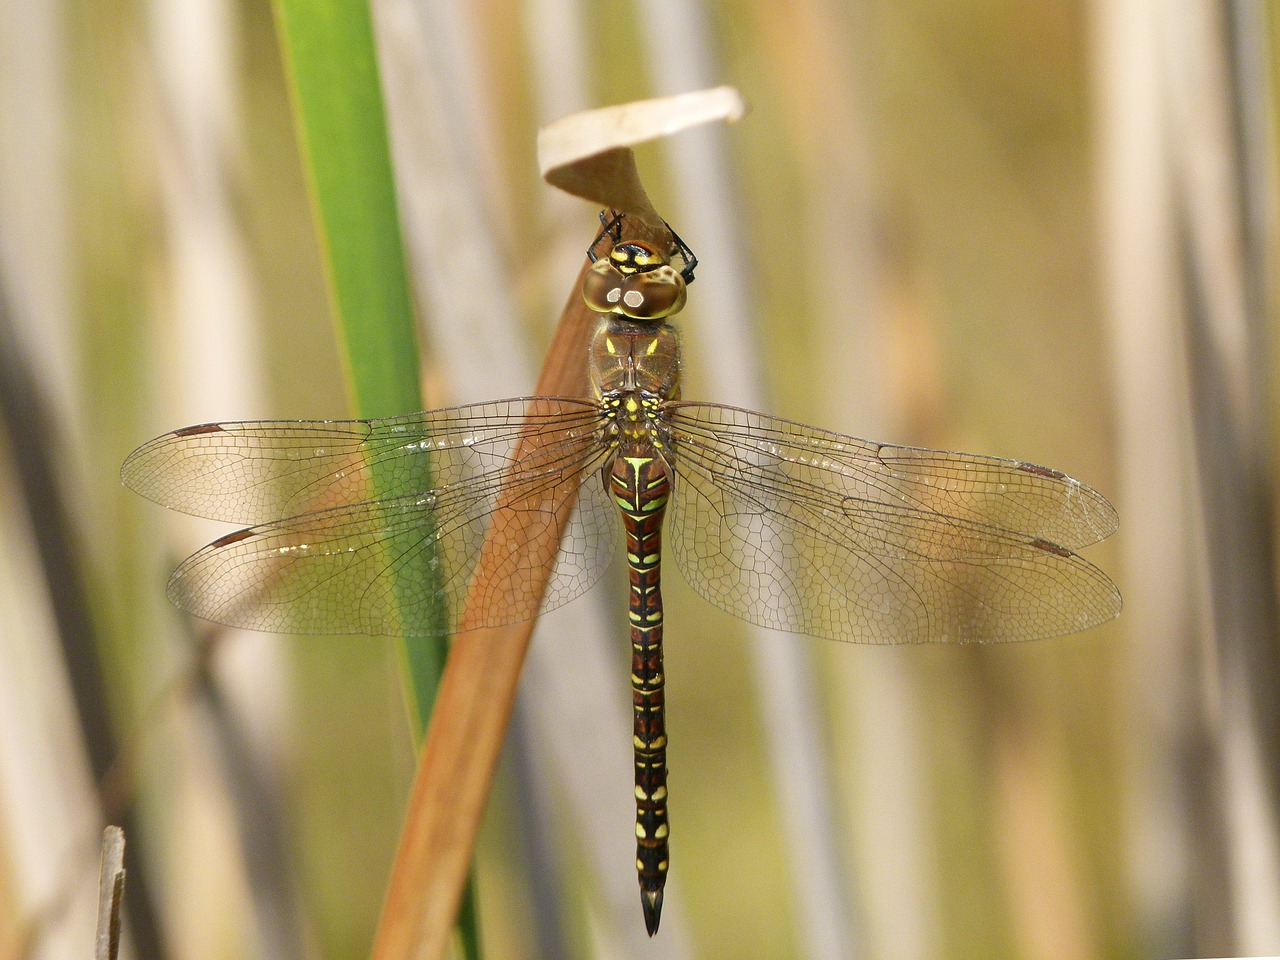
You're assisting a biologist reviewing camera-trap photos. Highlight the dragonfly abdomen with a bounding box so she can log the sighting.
[609,450,671,936]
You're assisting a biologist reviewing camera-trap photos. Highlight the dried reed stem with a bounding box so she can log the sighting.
[370,263,596,960]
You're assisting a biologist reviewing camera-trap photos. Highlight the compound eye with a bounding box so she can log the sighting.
[583,257,627,313]
[616,264,687,320]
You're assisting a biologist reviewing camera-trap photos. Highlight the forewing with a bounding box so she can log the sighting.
[665,403,1120,644]
[665,403,1116,550]
[122,398,606,524]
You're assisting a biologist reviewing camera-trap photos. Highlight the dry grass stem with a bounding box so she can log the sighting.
[94,827,125,960]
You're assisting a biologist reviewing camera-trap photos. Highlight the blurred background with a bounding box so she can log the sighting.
[0,1,1276,958]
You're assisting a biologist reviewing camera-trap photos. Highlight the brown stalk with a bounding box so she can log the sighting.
[370,251,604,960]
[95,827,125,960]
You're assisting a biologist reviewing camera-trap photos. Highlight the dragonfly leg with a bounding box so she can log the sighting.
[588,210,625,263]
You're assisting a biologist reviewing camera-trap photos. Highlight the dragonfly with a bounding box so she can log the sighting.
[122,211,1121,935]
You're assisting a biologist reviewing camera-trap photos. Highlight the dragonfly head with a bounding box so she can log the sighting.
[583,239,688,321]
[583,211,696,322]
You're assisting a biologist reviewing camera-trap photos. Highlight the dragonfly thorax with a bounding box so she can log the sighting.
[601,390,668,449]
[590,317,681,400]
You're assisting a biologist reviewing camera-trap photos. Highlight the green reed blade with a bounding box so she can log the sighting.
[269,3,476,955]
[271,0,446,733]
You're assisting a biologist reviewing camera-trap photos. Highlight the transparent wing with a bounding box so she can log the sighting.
[123,398,608,524]
[127,398,620,636]
[664,403,1121,644]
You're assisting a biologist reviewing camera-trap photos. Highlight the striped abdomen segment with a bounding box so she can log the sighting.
[609,451,671,936]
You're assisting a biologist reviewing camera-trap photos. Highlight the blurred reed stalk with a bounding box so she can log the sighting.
[1091,0,1280,954]
[1175,0,1280,951]
[0,0,175,954]
[146,0,315,954]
